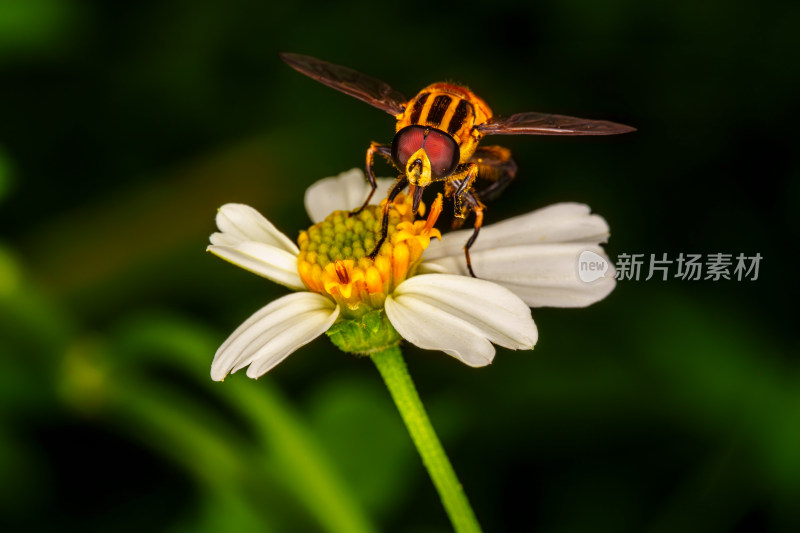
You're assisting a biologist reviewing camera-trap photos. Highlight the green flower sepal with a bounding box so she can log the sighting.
[326,310,402,355]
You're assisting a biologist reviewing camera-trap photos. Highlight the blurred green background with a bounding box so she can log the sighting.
[0,0,797,531]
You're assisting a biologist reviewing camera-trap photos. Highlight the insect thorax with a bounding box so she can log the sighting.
[397,83,492,163]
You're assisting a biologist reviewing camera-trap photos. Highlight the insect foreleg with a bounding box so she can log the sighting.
[451,163,479,218]
[367,175,408,259]
[460,190,486,278]
[352,142,392,216]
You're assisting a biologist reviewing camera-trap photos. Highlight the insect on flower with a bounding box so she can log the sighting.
[280,53,635,277]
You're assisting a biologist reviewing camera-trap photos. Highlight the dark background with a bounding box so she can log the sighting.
[0,0,797,531]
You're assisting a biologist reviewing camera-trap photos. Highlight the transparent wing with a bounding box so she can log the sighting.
[477,112,636,136]
[280,53,407,115]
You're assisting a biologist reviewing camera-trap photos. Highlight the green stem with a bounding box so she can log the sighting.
[371,345,483,533]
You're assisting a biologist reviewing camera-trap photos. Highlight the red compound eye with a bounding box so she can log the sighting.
[423,129,459,178]
[392,126,459,179]
[392,126,426,168]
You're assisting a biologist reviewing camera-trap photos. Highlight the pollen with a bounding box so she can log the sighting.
[296,192,442,317]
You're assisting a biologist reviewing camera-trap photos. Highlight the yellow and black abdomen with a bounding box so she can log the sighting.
[397,83,493,164]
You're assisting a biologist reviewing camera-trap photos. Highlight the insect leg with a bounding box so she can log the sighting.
[453,163,479,218]
[368,176,409,259]
[468,145,517,201]
[461,191,486,278]
[351,142,392,216]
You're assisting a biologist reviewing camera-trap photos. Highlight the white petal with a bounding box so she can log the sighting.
[208,242,304,290]
[385,274,537,367]
[426,244,616,308]
[215,203,299,255]
[304,168,397,223]
[424,203,609,261]
[416,262,449,274]
[211,292,339,380]
[209,231,241,248]
[422,203,614,308]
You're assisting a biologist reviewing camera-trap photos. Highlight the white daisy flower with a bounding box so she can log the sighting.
[208,169,614,379]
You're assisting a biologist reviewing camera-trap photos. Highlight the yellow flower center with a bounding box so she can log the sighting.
[297,192,443,317]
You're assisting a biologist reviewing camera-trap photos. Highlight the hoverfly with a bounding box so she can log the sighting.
[280,53,635,276]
